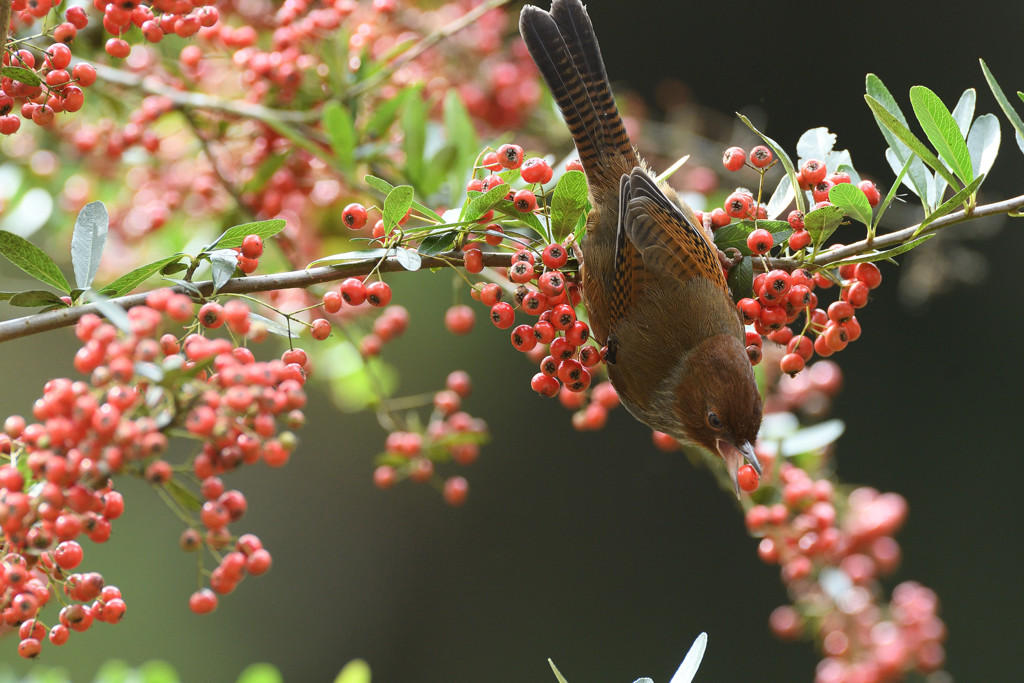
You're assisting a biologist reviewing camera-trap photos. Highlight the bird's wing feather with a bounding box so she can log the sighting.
[621,168,728,289]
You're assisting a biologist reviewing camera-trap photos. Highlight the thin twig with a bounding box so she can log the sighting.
[0,252,514,343]
[347,0,512,98]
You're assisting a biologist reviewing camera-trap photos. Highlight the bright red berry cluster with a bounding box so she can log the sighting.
[0,39,97,135]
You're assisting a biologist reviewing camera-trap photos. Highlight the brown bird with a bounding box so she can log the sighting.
[519,0,763,493]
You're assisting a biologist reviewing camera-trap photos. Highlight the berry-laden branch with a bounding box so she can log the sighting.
[0,252,516,343]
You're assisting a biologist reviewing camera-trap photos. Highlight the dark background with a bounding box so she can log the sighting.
[2,1,1023,681]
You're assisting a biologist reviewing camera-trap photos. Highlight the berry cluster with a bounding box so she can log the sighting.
[0,285,309,656]
[0,37,97,135]
[372,370,488,507]
[713,148,886,379]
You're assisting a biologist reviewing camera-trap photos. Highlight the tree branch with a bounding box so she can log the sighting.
[0,252,514,343]
[0,0,11,46]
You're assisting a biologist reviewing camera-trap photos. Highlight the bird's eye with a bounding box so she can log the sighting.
[707,412,723,430]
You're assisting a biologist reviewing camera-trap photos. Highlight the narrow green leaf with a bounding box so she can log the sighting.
[0,291,19,302]
[795,127,837,163]
[914,173,985,236]
[417,231,459,256]
[909,85,974,185]
[382,185,414,231]
[393,247,421,271]
[0,65,42,87]
[727,255,753,300]
[950,89,976,137]
[334,659,372,683]
[402,92,427,187]
[550,170,588,241]
[165,478,202,511]
[873,155,914,230]
[736,114,804,213]
[494,199,549,239]
[712,220,790,255]
[323,101,356,174]
[864,95,961,190]
[828,234,934,267]
[464,184,508,222]
[71,201,109,290]
[765,174,794,220]
[365,85,414,139]
[866,75,935,205]
[827,183,872,226]
[99,254,184,297]
[443,90,478,161]
[162,261,188,275]
[307,249,390,268]
[803,206,846,248]
[364,175,444,223]
[211,219,286,250]
[7,290,65,307]
[0,230,71,293]
[548,659,570,683]
[979,59,1024,153]
[967,113,1000,180]
[208,248,239,293]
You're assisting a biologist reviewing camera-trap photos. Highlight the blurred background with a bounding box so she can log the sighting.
[2,0,1023,681]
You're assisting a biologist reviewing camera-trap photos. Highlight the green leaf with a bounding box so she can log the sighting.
[164,478,201,512]
[765,173,794,220]
[94,659,133,683]
[967,113,1000,180]
[713,220,791,256]
[363,175,444,223]
[828,234,934,267]
[208,248,239,293]
[0,65,41,87]
[138,660,182,683]
[366,85,415,139]
[417,231,459,256]
[307,249,389,268]
[548,660,570,683]
[781,419,845,457]
[7,290,65,307]
[803,206,846,248]
[382,185,414,231]
[236,663,283,683]
[909,86,974,185]
[950,88,976,137]
[70,201,109,291]
[0,291,19,302]
[727,255,753,300]
[494,199,549,239]
[914,173,985,236]
[550,170,588,241]
[0,230,71,293]
[210,219,286,250]
[866,74,935,205]
[323,101,356,174]
[795,127,836,163]
[864,94,961,190]
[99,254,185,297]
[443,90,477,161]
[980,59,1024,154]
[163,277,202,296]
[464,184,508,222]
[402,91,427,187]
[736,114,804,213]
[334,659,372,683]
[393,247,421,271]
[827,183,872,227]
[162,261,187,275]
[873,155,914,230]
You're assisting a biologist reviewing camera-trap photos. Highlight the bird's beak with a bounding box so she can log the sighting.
[716,439,761,498]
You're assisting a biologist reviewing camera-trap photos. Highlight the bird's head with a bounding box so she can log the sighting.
[670,334,764,495]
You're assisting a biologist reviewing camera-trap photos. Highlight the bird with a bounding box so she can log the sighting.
[519,0,763,494]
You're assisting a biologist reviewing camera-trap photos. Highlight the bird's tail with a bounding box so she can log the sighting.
[519,0,638,200]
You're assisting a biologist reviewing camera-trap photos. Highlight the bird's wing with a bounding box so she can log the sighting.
[614,167,729,290]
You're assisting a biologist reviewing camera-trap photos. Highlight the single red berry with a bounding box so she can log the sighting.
[464,249,484,273]
[443,477,469,506]
[812,180,834,203]
[373,465,396,489]
[444,305,475,335]
[709,208,731,229]
[241,234,264,259]
[737,464,759,492]
[725,191,753,218]
[322,290,343,314]
[481,151,502,171]
[854,262,882,289]
[489,302,515,329]
[842,281,870,308]
[189,588,218,614]
[513,189,537,212]
[779,353,806,377]
[750,145,773,168]
[54,540,84,570]
[66,6,89,28]
[508,261,534,284]
[737,298,761,325]
[480,283,503,307]
[496,143,524,169]
[764,269,792,298]
[788,229,811,251]
[342,203,368,229]
[542,243,568,269]
[828,171,852,185]
[45,43,73,70]
[747,228,773,255]
[340,278,367,305]
[365,281,392,307]
[787,210,805,231]
[538,271,565,297]
[800,159,827,185]
[310,318,332,340]
[105,38,131,59]
[722,146,746,171]
[531,372,560,397]
[858,180,881,206]
[565,159,584,172]
[827,300,855,324]
[787,335,814,361]
[198,302,225,328]
[520,157,553,184]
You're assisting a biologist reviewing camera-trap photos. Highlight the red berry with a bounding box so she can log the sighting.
[725,191,753,218]
[779,353,806,377]
[443,477,469,506]
[310,318,332,340]
[764,269,792,298]
[565,159,584,172]
[340,278,367,305]
[737,463,759,492]
[828,171,852,185]
[747,228,773,255]
[722,146,746,171]
[496,143,524,169]
[842,281,870,308]
[198,302,225,329]
[489,302,515,329]
[481,151,502,171]
[787,210,805,230]
[480,283,503,307]
[322,290,343,314]
[444,305,475,335]
[241,234,264,259]
[542,243,568,269]
[365,281,391,307]
[854,262,882,289]
[513,189,537,212]
[709,208,731,229]
[800,159,827,185]
[520,157,553,184]
[105,38,131,59]
[189,588,218,614]
[812,180,834,203]
[737,298,761,325]
[54,541,83,570]
[342,203,367,229]
[464,249,484,273]
[788,229,811,251]
[858,180,881,206]
[530,373,559,397]
[750,145,773,168]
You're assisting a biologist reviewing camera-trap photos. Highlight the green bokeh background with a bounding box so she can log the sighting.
[2,0,1023,680]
